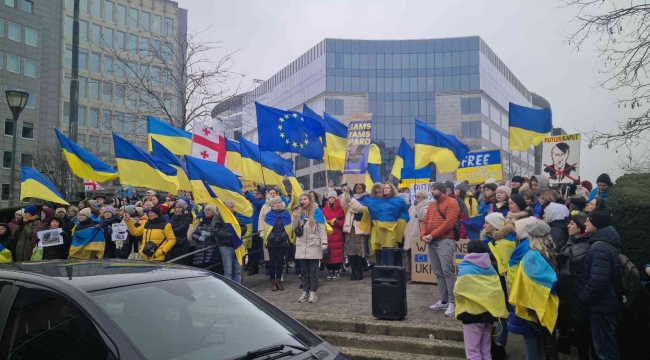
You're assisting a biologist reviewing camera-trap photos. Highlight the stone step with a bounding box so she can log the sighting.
[288,311,464,342]
[337,347,461,360]
[317,330,466,359]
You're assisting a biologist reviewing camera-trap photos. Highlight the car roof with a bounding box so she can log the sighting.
[0,260,214,292]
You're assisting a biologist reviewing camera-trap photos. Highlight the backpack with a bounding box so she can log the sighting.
[595,241,650,315]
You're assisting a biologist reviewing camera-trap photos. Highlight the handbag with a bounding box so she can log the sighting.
[143,238,167,258]
[436,203,460,241]
[322,246,331,260]
[294,220,305,237]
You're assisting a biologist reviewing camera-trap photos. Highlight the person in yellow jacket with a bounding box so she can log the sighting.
[456,183,479,218]
[124,206,176,261]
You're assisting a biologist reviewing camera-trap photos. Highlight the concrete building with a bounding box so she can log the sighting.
[225,37,549,190]
[0,0,187,204]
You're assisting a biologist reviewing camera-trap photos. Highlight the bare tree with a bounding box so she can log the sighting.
[564,1,650,166]
[29,146,69,192]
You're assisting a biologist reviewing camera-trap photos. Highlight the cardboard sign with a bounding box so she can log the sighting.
[542,134,581,185]
[411,238,470,283]
[408,183,434,204]
[456,150,503,185]
[342,113,373,185]
[111,223,128,242]
[242,180,256,192]
[37,228,64,248]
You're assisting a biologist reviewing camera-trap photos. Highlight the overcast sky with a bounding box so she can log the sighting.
[182,0,642,184]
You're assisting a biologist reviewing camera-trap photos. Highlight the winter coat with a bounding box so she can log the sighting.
[548,218,570,252]
[501,211,540,241]
[257,199,274,237]
[246,191,266,233]
[292,209,328,260]
[8,219,20,234]
[99,215,122,259]
[464,194,479,218]
[588,188,608,203]
[420,194,460,241]
[578,226,622,314]
[0,227,16,262]
[322,199,345,265]
[477,196,496,216]
[264,209,292,248]
[125,217,176,262]
[532,174,550,196]
[493,202,510,217]
[33,208,55,245]
[13,215,39,262]
[340,191,370,236]
[43,229,71,260]
[170,212,192,244]
[405,199,431,250]
[191,216,223,267]
[558,233,592,323]
[532,201,542,219]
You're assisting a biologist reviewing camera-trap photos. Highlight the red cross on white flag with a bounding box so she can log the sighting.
[84,180,104,191]
[190,120,226,164]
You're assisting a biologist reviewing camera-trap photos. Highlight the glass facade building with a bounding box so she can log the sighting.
[233,37,550,189]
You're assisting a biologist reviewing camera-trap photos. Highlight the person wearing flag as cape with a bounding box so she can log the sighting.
[263,196,294,292]
[340,183,372,280]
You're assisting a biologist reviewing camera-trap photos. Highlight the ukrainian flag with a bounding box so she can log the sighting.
[363,196,409,251]
[365,163,382,192]
[151,139,191,191]
[185,156,253,217]
[454,259,509,319]
[69,227,105,259]
[369,143,382,164]
[113,133,179,194]
[509,103,552,152]
[391,138,415,180]
[414,120,470,173]
[263,208,295,246]
[54,129,118,183]
[287,176,303,210]
[225,138,243,175]
[147,116,192,155]
[507,238,530,292]
[20,167,69,205]
[322,112,348,171]
[0,244,12,263]
[508,250,560,333]
[239,137,286,191]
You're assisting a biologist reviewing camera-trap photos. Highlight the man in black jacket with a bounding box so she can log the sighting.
[579,211,621,360]
[169,199,192,264]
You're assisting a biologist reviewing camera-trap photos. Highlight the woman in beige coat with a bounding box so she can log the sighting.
[292,192,328,304]
[404,190,431,273]
[340,183,371,280]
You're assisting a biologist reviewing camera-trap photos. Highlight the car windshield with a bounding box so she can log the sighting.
[91,276,313,359]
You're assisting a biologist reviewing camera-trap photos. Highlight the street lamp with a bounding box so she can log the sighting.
[5,90,29,207]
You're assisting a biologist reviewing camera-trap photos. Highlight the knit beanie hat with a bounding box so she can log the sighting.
[150,206,162,217]
[525,222,551,237]
[78,208,92,218]
[510,194,528,212]
[327,190,338,199]
[257,185,267,197]
[589,211,612,229]
[467,240,488,254]
[103,206,116,215]
[456,183,468,194]
[485,212,505,230]
[497,185,512,197]
[431,182,447,193]
[581,180,593,192]
[485,178,497,185]
[124,205,137,216]
[444,181,455,191]
[146,190,157,196]
[24,205,38,216]
[484,183,498,192]
[596,173,613,187]
[55,207,67,216]
[135,207,144,216]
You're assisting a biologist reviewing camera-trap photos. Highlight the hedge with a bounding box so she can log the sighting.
[608,173,650,269]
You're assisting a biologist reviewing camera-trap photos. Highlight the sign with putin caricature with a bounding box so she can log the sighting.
[542,134,581,186]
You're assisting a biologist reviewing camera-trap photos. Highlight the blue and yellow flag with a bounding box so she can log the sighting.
[239,137,287,191]
[263,208,295,245]
[113,133,179,194]
[256,102,325,159]
[414,120,470,173]
[319,110,348,171]
[69,227,105,259]
[147,116,192,155]
[236,213,253,249]
[454,257,509,319]
[391,138,415,180]
[0,244,12,263]
[20,167,69,205]
[185,156,253,217]
[287,176,303,211]
[151,139,191,191]
[363,196,409,251]
[54,129,118,183]
[365,163,382,191]
[369,144,382,164]
[507,238,530,291]
[225,138,243,175]
[508,250,560,333]
[509,103,552,152]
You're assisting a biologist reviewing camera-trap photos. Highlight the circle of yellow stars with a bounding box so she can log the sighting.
[278,113,309,149]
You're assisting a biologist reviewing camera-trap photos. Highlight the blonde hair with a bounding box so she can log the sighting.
[529,233,555,262]
[299,192,317,227]
[371,183,383,197]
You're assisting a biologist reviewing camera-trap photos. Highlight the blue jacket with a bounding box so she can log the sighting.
[532,202,542,219]
[588,188,608,202]
[579,226,621,314]
[246,192,265,233]
[477,198,492,216]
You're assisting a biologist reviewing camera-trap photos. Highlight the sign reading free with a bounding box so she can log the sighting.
[456,149,503,185]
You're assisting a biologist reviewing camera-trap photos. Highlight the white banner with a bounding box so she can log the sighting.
[37,228,63,248]
[111,223,128,242]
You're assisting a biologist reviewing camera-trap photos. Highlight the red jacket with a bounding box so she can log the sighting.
[420,195,460,241]
[322,199,345,265]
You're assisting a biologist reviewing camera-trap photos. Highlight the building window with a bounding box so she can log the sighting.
[115,62,124,78]
[4,0,14,8]
[21,153,32,167]
[89,79,99,100]
[125,114,135,133]
[88,135,98,152]
[91,52,100,72]
[313,171,326,188]
[64,45,72,67]
[64,73,71,96]
[92,0,101,18]
[79,20,88,42]
[127,61,137,80]
[152,39,161,57]
[24,90,35,109]
[151,66,160,85]
[3,151,12,168]
[297,175,310,190]
[113,112,123,132]
[164,17,174,36]
[324,99,344,115]
[141,11,150,31]
[115,84,125,105]
[79,76,87,98]
[103,27,113,48]
[4,119,14,136]
[7,53,20,73]
[64,102,70,123]
[79,0,88,14]
[91,24,100,45]
[102,82,112,104]
[65,16,72,38]
[295,155,310,170]
[128,8,138,28]
[101,110,111,131]
[152,14,162,34]
[104,1,114,22]
[89,108,99,128]
[1,184,9,201]
[79,49,88,70]
[0,51,2,69]
[24,58,36,77]
[103,56,113,75]
[20,121,33,139]
[481,123,490,141]
[78,106,86,126]
[128,34,138,55]
[116,31,125,51]
[163,42,173,62]
[101,138,111,155]
[25,27,37,46]
[8,21,20,42]
[0,18,4,37]
[127,89,136,108]
[140,37,149,57]
[163,93,172,111]
[116,4,126,25]
[136,116,146,135]
[20,0,32,13]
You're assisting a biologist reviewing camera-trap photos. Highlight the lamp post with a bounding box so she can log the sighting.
[5,90,29,207]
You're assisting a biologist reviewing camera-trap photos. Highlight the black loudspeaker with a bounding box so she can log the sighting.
[372,266,407,320]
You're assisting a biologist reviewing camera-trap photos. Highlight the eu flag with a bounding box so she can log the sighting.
[256,102,325,159]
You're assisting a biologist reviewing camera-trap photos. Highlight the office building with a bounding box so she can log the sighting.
[0,0,187,204]
[221,37,549,189]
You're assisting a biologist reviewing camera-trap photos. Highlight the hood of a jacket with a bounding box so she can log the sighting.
[545,203,570,224]
[464,253,492,269]
[0,223,10,240]
[148,216,166,225]
[589,226,622,250]
[532,174,550,194]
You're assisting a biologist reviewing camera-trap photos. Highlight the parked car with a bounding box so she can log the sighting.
[0,260,348,360]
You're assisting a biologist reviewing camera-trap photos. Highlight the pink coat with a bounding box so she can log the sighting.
[321,200,345,265]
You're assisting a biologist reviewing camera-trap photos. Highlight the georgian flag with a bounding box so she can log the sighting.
[84,180,104,191]
[190,120,226,165]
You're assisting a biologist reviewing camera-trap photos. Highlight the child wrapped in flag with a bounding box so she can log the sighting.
[0,223,15,263]
[453,240,508,360]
